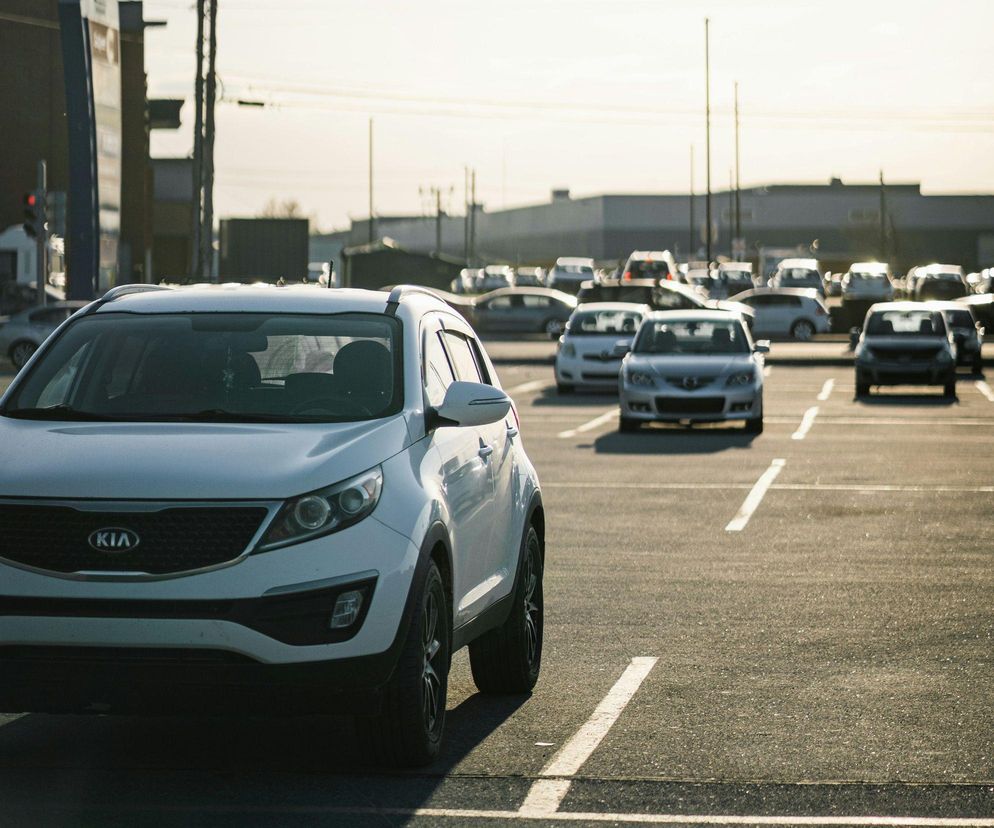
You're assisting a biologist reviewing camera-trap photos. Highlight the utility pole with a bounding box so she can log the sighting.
[704,17,712,265]
[734,81,741,244]
[201,0,218,282]
[689,145,695,259]
[189,0,205,280]
[469,170,477,267]
[36,161,47,307]
[728,170,734,259]
[368,118,375,244]
[879,170,887,261]
[463,166,470,265]
[434,186,443,254]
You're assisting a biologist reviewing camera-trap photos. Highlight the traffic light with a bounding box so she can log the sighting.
[22,191,46,240]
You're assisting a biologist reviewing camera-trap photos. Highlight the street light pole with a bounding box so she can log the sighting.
[704,17,712,265]
[368,118,375,244]
[734,81,741,245]
[689,145,695,259]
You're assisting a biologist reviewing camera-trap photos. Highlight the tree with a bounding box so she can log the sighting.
[260,197,304,219]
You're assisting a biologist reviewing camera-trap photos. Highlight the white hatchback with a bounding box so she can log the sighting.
[0,284,545,767]
[555,302,649,392]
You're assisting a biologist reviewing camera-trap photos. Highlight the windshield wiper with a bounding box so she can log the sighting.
[3,404,117,421]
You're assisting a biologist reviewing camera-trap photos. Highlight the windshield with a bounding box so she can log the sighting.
[865,310,946,337]
[779,269,819,282]
[850,272,887,281]
[568,309,643,336]
[924,272,962,282]
[4,312,403,423]
[720,270,751,280]
[633,318,750,355]
[556,264,594,275]
[629,260,671,277]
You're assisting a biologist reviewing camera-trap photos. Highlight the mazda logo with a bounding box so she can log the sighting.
[681,376,700,390]
[88,528,140,553]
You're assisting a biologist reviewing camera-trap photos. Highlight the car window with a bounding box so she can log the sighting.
[634,318,750,355]
[442,331,484,383]
[484,296,513,311]
[521,296,551,309]
[652,288,695,310]
[423,328,455,408]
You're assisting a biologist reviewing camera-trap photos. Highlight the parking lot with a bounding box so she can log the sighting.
[0,347,993,827]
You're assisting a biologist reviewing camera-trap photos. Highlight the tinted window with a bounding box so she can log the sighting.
[484,296,513,311]
[424,328,454,408]
[634,319,750,355]
[442,331,484,383]
[521,295,551,309]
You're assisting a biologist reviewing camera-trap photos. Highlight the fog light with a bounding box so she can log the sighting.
[330,590,364,629]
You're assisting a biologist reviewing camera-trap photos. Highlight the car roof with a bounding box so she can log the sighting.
[555,257,594,267]
[778,258,819,268]
[92,284,444,317]
[643,309,744,323]
[627,250,673,261]
[481,286,577,302]
[738,287,820,299]
[866,301,938,312]
[920,263,963,273]
[718,261,752,270]
[849,262,889,272]
[925,300,973,311]
[571,302,649,313]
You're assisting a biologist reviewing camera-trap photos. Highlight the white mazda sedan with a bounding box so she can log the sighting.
[618,310,768,433]
[0,283,545,767]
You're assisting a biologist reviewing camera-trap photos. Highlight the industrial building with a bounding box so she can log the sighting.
[318,179,994,275]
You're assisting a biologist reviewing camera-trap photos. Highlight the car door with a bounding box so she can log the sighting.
[476,294,515,332]
[520,295,552,331]
[440,327,516,615]
[422,319,497,628]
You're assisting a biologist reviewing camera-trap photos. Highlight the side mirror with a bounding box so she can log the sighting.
[433,381,511,428]
[613,339,631,357]
[753,340,771,354]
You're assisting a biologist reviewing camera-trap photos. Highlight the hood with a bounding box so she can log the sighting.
[567,335,633,357]
[0,415,412,501]
[628,352,753,377]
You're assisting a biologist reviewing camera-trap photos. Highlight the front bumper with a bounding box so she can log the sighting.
[619,382,762,423]
[556,354,623,387]
[856,360,951,385]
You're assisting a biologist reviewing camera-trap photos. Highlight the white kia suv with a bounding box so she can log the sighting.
[0,283,545,767]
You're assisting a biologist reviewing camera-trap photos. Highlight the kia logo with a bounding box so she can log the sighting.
[88,528,140,553]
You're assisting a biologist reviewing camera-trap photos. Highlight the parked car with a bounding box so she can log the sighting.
[733,288,830,340]
[684,268,713,295]
[579,278,754,329]
[0,301,89,369]
[547,257,596,293]
[0,283,545,767]
[928,300,984,372]
[480,265,516,291]
[515,267,546,287]
[618,310,768,433]
[769,258,825,297]
[711,262,754,298]
[957,293,994,332]
[554,302,649,393]
[912,264,970,301]
[471,287,577,335]
[841,262,894,303]
[825,272,843,297]
[621,250,680,283]
[853,301,957,397]
[451,268,483,294]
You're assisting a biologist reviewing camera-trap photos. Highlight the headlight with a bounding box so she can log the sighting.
[257,467,383,551]
[626,370,655,387]
[561,343,576,358]
[725,371,755,387]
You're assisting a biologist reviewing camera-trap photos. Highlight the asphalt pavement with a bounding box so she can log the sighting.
[1,346,993,827]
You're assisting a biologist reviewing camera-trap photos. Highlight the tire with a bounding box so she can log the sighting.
[543,318,562,337]
[556,382,574,394]
[791,319,815,341]
[619,415,640,433]
[9,341,36,370]
[943,373,957,398]
[744,415,763,434]
[855,371,871,397]
[469,526,543,695]
[363,561,449,767]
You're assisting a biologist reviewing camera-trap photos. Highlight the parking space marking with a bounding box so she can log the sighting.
[975,380,994,402]
[792,406,820,440]
[763,365,772,378]
[768,416,994,427]
[817,378,835,400]
[725,459,786,532]
[519,656,658,816]
[507,379,548,395]
[558,408,619,439]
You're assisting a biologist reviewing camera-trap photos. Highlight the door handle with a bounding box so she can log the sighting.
[478,444,494,459]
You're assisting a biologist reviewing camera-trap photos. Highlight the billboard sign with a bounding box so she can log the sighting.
[59,0,121,299]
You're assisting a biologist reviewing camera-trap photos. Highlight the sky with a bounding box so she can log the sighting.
[143,0,994,231]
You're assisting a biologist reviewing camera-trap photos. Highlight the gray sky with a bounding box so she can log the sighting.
[144,0,994,231]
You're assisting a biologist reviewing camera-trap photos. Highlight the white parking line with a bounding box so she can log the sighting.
[519,657,658,816]
[763,365,772,378]
[975,380,994,402]
[792,406,820,440]
[507,379,548,395]
[544,481,994,493]
[817,378,835,401]
[725,459,786,531]
[558,408,619,439]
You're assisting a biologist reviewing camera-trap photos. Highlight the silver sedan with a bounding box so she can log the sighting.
[0,302,88,369]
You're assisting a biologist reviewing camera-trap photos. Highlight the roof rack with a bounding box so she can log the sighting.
[100,284,173,303]
[384,284,446,314]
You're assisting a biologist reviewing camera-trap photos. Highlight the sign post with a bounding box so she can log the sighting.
[58,0,121,300]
